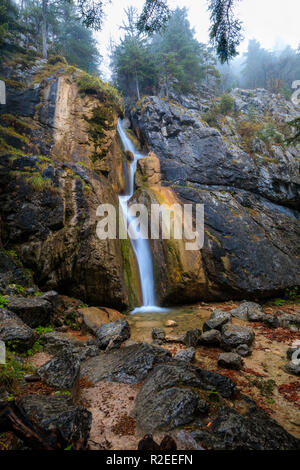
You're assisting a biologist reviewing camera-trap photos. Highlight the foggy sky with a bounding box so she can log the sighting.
[95,0,300,79]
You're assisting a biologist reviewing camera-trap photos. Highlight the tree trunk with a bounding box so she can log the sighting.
[42,0,48,60]
[135,68,140,101]
[165,78,169,99]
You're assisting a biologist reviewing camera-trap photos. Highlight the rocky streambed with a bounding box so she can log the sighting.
[0,289,299,450]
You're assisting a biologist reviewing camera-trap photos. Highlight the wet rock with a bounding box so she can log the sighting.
[78,306,123,335]
[96,319,130,351]
[0,251,30,292]
[133,362,237,433]
[199,329,221,346]
[42,331,88,354]
[221,324,255,351]
[7,296,53,328]
[81,342,172,384]
[192,406,300,450]
[0,308,37,352]
[152,328,166,343]
[183,328,201,347]
[37,348,80,393]
[203,311,231,332]
[263,314,280,329]
[18,394,92,448]
[236,344,251,357]
[135,387,199,433]
[218,352,243,370]
[284,361,300,376]
[230,301,265,321]
[174,347,195,363]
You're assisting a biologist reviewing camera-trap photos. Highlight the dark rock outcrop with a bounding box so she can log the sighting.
[192,405,300,450]
[7,296,53,328]
[131,94,300,303]
[80,342,172,384]
[0,308,37,352]
[133,362,237,433]
[18,394,92,448]
[37,348,80,393]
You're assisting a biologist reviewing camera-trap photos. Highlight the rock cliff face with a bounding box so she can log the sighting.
[0,56,141,309]
[131,89,300,303]
[1,53,299,308]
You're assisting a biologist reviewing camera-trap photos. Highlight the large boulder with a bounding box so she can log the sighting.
[192,405,300,450]
[41,331,88,354]
[81,342,172,384]
[221,324,255,351]
[18,394,92,448]
[133,362,237,433]
[0,308,37,352]
[78,306,123,335]
[95,318,130,350]
[7,296,53,328]
[37,348,80,394]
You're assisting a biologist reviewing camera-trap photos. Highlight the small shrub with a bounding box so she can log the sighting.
[26,174,52,191]
[24,340,43,356]
[236,119,262,154]
[219,94,235,115]
[35,326,54,335]
[0,295,8,308]
[0,353,34,394]
[48,54,67,65]
[202,107,219,128]
[76,71,123,114]
[255,122,285,145]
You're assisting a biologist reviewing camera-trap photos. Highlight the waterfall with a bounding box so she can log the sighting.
[117,119,166,314]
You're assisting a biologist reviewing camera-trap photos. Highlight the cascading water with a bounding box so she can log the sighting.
[117,119,166,314]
